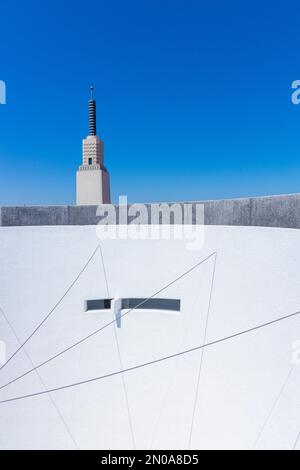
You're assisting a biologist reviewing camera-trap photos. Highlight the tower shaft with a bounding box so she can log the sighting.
[76,87,111,205]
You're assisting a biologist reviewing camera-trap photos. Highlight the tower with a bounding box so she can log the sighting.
[76,87,111,205]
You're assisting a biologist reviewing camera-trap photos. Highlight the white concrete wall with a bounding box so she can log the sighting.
[0,225,299,449]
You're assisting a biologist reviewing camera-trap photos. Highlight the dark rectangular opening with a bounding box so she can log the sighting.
[121,298,180,312]
[85,299,112,311]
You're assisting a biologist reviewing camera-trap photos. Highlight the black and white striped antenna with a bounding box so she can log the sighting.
[88,85,96,136]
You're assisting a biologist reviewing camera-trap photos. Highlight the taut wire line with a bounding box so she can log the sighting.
[99,244,136,450]
[188,251,217,449]
[0,245,100,374]
[0,251,216,393]
[0,306,80,449]
[1,305,300,405]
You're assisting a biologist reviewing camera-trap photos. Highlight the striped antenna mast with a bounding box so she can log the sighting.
[88,85,96,136]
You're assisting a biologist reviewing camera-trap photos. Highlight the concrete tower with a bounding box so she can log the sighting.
[76,87,111,205]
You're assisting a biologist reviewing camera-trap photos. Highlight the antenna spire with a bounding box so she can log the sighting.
[88,86,96,136]
[90,85,94,101]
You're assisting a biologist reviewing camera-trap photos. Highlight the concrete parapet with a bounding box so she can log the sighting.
[1,193,300,228]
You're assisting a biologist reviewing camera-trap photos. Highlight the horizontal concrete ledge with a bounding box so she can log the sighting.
[1,193,300,228]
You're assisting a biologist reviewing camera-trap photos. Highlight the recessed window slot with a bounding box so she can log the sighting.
[85,299,112,311]
[121,298,180,312]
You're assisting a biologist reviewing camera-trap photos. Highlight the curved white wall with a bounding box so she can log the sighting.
[0,225,299,449]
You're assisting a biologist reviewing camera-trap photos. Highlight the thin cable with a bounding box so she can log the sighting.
[99,244,110,297]
[147,315,194,449]
[188,251,217,449]
[148,353,179,449]
[148,268,218,449]
[0,245,100,374]
[112,325,136,449]
[292,430,300,450]
[252,364,295,449]
[0,306,79,449]
[1,306,300,405]
[99,244,136,450]
[0,251,216,393]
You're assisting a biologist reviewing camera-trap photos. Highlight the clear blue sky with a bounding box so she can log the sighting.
[1,0,300,204]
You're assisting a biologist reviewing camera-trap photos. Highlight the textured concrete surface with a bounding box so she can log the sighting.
[1,193,300,228]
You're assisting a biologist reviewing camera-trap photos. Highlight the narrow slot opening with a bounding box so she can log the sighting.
[85,299,112,311]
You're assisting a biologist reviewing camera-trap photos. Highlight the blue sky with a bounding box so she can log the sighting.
[1,0,300,204]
